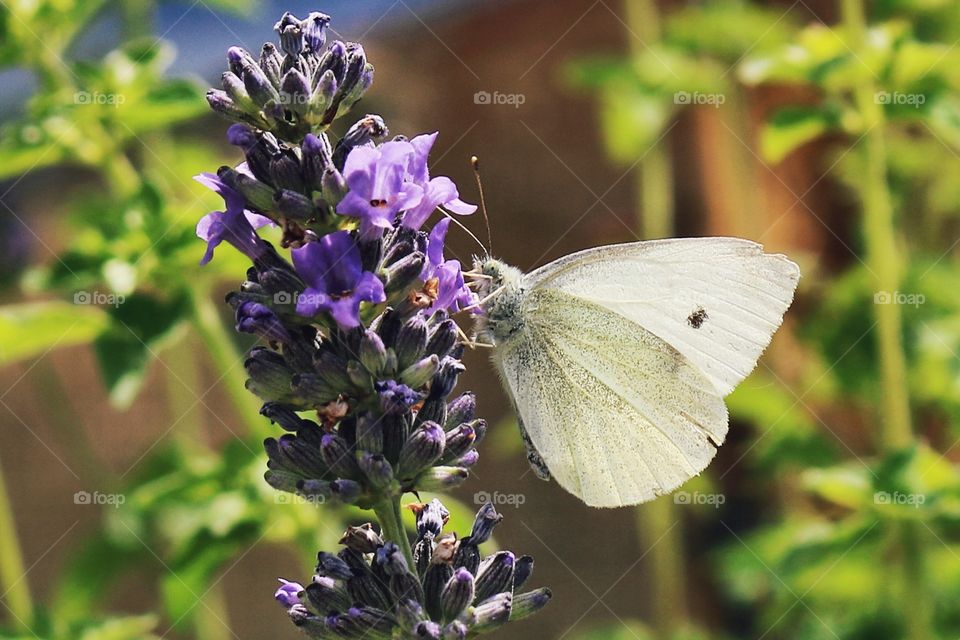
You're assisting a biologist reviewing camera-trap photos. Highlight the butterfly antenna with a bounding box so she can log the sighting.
[440,208,488,255]
[471,155,493,256]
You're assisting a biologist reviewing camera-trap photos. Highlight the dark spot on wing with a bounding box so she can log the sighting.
[687,306,708,329]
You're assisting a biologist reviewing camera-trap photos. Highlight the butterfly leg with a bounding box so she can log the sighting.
[518,416,551,481]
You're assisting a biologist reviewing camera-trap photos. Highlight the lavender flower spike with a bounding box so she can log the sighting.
[291,230,385,328]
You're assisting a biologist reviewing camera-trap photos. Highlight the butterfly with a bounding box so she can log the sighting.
[467,237,800,508]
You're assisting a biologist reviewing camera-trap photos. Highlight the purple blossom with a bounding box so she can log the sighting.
[375,379,422,413]
[194,172,273,265]
[422,218,477,313]
[400,132,477,230]
[291,231,385,328]
[274,579,302,608]
[336,141,423,239]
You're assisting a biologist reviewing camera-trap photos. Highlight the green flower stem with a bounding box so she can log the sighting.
[842,2,927,639]
[625,0,673,240]
[373,496,415,570]
[187,282,272,442]
[623,2,686,637]
[842,0,912,453]
[0,452,33,632]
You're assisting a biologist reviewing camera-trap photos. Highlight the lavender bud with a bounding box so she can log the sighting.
[226,123,257,148]
[429,357,465,400]
[316,350,353,390]
[474,551,515,602]
[241,59,280,107]
[415,466,469,492]
[333,114,388,168]
[400,355,440,391]
[441,424,476,462]
[274,11,304,57]
[330,479,362,503]
[443,393,476,429]
[467,503,503,545]
[376,542,409,575]
[510,588,552,621]
[280,68,311,115]
[442,620,468,639]
[412,498,449,539]
[245,348,297,403]
[416,398,446,427]
[290,373,339,405]
[302,133,334,191]
[383,251,426,296]
[269,149,306,193]
[471,592,512,631]
[302,12,331,53]
[305,576,351,613]
[309,69,338,121]
[273,189,315,219]
[218,167,275,212]
[316,551,353,580]
[454,450,479,467]
[514,556,534,590]
[396,318,428,369]
[426,319,458,358]
[296,479,332,500]
[339,523,383,553]
[227,46,251,75]
[221,71,254,109]
[440,568,474,623]
[264,468,300,493]
[355,412,384,454]
[423,563,453,621]
[341,606,394,636]
[359,330,388,375]
[399,422,446,478]
[359,452,394,491]
[259,42,283,88]
[320,433,361,478]
[261,403,314,431]
[397,599,428,631]
[321,166,348,205]
[206,89,261,127]
[316,41,347,87]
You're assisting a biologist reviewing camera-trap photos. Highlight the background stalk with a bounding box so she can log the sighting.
[0,453,33,632]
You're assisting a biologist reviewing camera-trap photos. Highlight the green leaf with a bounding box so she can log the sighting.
[0,301,109,364]
[760,106,837,163]
[93,293,190,409]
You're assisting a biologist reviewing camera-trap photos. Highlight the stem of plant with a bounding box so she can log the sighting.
[373,496,415,571]
[841,1,926,638]
[0,452,33,631]
[622,1,686,637]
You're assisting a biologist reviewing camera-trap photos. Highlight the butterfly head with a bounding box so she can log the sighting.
[469,257,525,344]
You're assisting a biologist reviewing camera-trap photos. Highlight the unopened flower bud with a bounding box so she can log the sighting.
[339,523,382,553]
[399,422,446,478]
[359,452,394,491]
[474,551,515,602]
[440,568,474,623]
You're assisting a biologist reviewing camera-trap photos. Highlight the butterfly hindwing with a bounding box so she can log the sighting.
[493,288,728,507]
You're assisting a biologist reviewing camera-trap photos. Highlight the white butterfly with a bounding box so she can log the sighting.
[470,237,800,508]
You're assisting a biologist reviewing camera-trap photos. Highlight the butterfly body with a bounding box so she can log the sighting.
[471,238,800,508]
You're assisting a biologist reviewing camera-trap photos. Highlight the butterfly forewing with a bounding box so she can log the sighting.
[524,237,800,397]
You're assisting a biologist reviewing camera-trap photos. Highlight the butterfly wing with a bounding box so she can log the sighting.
[493,287,728,507]
[524,237,800,396]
